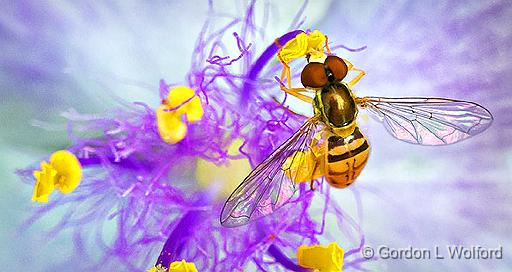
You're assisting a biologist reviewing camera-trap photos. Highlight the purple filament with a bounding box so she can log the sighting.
[267,244,311,272]
[156,199,207,268]
[240,30,304,106]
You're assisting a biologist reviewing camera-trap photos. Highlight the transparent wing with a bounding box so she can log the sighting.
[220,116,322,227]
[359,96,493,145]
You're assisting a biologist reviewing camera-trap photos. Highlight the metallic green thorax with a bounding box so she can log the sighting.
[314,82,358,129]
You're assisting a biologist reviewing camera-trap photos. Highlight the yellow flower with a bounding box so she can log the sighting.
[32,150,82,202]
[147,260,197,272]
[297,242,344,272]
[157,86,204,144]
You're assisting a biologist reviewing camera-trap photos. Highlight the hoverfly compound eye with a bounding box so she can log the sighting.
[324,56,348,82]
[301,62,328,88]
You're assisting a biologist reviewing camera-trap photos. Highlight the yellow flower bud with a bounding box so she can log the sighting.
[297,242,344,272]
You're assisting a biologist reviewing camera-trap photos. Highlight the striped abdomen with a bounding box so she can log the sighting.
[324,127,370,188]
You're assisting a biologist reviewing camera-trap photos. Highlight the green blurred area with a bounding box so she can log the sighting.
[0,77,96,270]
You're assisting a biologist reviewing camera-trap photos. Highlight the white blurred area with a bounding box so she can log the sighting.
[1,1,511,271]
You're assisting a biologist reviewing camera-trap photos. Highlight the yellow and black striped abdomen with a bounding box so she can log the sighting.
[324,127,370,188]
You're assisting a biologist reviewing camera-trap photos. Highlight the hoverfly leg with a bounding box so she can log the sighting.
[309,144,322,192]
[276,39,293,89]
[348,67,366,88]
[275,46,289,88]
[343,58,354,70]
[325,35,332,54]
[277,60,292,89]
[279,86,314,104]
[285,66,292,88]
[343,58,366,87]
[271,85,312,117]
[271,96,309,118]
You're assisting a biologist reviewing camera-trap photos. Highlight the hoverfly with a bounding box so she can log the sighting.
[220,51,493,228]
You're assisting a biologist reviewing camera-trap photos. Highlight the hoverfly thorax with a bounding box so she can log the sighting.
[301,56,358,134]
[315,83,358,131]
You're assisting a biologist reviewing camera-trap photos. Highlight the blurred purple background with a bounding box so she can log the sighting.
[1,1,511,271]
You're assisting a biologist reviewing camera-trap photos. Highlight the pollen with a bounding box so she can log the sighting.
[146,264,167,272]
[278,30,328,65]
[32,150,82,202]
[297,242,344,272]
[157,86,204,144]
[146,260,198,272]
